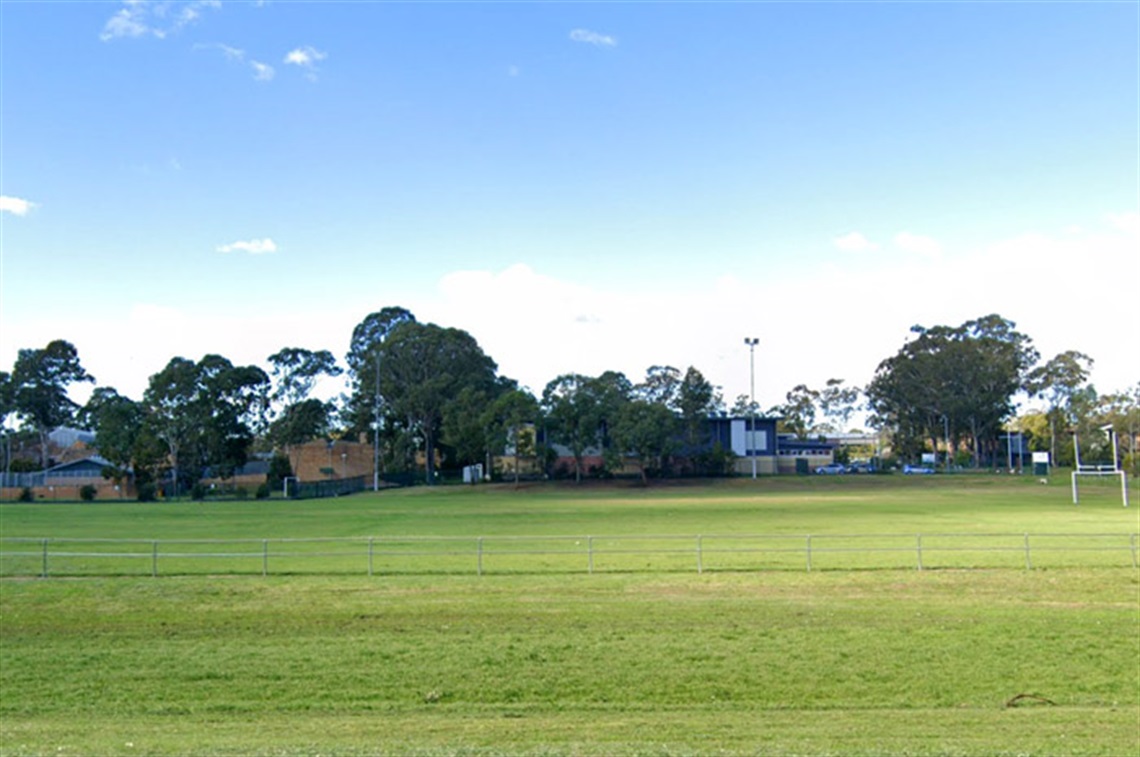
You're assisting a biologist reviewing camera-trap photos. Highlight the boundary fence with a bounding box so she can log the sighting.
[1,532,1137,578]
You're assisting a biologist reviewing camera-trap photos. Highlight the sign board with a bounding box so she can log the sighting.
[921,453,937,465]
[1032,452,1050,464]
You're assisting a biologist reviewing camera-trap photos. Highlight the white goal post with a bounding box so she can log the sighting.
[1071,427,1129,508]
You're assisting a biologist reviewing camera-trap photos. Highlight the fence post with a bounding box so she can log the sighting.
[1023,533,1032,570]
[368,537,374,577]
[588,536,594,575]
[152,541,159,578]
[916,534,923,571]
[1132,533,1138,569]
[477,537,483,577]
[806,535,812,572]
[262,539,269,577]
[41,538,48,578]
[696,535,703,574]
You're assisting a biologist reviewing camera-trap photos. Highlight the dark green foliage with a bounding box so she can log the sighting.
[136,483,157,502]
[866,314,1038,465]
[11,340,94,469]
[266,454,293,489]
[79,484,97,502]
[191,483,208,501]
[17,487,34,502]
[255,483,271,500]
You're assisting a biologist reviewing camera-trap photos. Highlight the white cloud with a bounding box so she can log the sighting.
[570,29,617,47]
[1106,211,1139,236]
[216,238,278,254]
[284,46,327,68]
[0,196,35,216]
[100,1,220,42]
[833,231,879,252]
[250,60,275,81]
[894,231,942,259]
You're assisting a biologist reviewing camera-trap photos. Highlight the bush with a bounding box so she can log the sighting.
[79,484,98,502]
[17,487,35,502]
[234,486,250,500]
[255,482,271,500]
[191,483,209,501]
[137,483,157,502]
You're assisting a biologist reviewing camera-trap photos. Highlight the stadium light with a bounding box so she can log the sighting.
[744,338,759,479]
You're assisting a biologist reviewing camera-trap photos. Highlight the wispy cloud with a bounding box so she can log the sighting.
[833,232,879,253]
[100,1,221,42]
[570,29,617,48]
[195,43,276,81]
[894,231,942,259]
[250,60,275,81]
[0,196,36,216]
[284,46,327,79]
[217,238,278,255]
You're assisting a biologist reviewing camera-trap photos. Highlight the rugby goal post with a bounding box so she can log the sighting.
[1071,427,1129,507]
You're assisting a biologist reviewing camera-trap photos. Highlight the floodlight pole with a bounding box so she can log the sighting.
[745,337,759,479]
[373,357,381,492]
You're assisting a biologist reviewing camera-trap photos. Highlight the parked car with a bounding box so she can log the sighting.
[902,464,935,475]
[814,463,848,475]
[847,461,875,474]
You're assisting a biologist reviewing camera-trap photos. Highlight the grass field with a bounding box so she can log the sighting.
[1,475,1138,756]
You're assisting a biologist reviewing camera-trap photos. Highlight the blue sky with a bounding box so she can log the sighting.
[2,1,1137,417]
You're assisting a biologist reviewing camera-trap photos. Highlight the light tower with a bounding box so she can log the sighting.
[744,337,759,479]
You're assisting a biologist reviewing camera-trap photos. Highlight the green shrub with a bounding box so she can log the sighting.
[17,487,35,502]
[137,483,157,502]
[79,484,98,502]
[191,483,209,501]
[255,482,271,500]
[234,486,250,500]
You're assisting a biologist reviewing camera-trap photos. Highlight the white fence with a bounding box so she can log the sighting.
[1,532,1137,577]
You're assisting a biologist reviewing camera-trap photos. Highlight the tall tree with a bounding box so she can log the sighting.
[676,366,720,450]
[142,355,269,494]
[542,374,593,483]
[377,321,498,483]
[484,388,540,486]
[584,371,633,473]
[268,347,342,409]
[1026,350,1094,465]
[80,387,143,489]
[11,340,94,469]
[635,365,682,408]
[266,347,342,459]
[777,384,820,440]
[613,399,677,484]
[867,315,1038,466]
[817,378,861,434]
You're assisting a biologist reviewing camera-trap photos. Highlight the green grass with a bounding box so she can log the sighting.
[2,475,1138,755]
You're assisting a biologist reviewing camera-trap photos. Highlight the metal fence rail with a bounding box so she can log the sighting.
[2,532,1137,578]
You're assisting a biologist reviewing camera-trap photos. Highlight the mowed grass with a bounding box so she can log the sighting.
[1,475,1138,756]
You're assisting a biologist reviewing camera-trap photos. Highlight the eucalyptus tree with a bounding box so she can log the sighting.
[11,339,94,469]
[80,387,144,488]
[143,355,269,494]
[345,307,416,486]
[542,374,593,482]
[266,347,342,455]
[376,321,498,483]
[867,314,1038,466]
[484,387,541,486]
[1026,350,1094,465]
[613,398,677,484]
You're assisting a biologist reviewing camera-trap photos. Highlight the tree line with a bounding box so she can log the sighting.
[1,309,1136,495]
